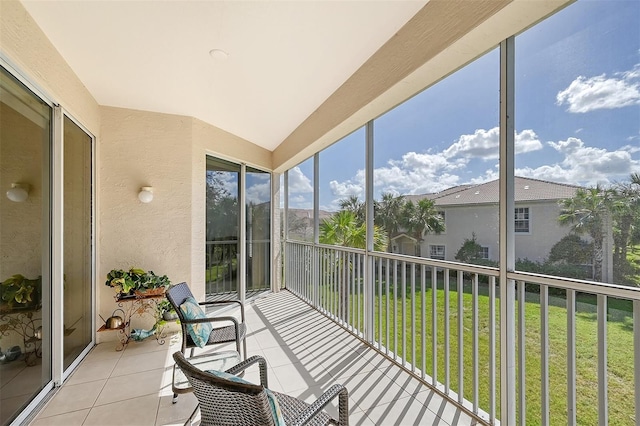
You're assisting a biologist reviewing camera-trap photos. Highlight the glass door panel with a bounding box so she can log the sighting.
[246,167,271,294]
[0,65,52,426]
[205,157,240,298]
[62,116,93,370]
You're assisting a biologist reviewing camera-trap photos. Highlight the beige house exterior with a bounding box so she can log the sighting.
[396,177,582,264]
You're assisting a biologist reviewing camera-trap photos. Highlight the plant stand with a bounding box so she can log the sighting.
[0,307,43,366]
[98,295,168,351]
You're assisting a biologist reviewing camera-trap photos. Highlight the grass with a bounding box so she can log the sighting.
[318,277,635,425]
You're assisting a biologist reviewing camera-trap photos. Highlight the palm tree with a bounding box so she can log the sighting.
[338,195,365,223]
[319,210,387,251]
[612,174,640,273]
[320,210,365,248]
[374,192,405,252]
[319,210,387,320]
[401,199,445,256]
[558,185,616,282]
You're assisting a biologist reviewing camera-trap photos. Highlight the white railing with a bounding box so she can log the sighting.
[285,240,640,425]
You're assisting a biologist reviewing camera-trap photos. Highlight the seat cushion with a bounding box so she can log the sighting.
[179,297,213,348]
[206,370,285,426]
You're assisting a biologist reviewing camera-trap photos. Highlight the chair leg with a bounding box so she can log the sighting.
[184,403,199,426]
[242,338,247,360]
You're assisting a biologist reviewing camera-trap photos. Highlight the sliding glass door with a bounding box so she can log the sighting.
[246,167,271,293]
[62,116,93,370]
[206,157,271,300]
[0,64,94,425]
[206,157,240,297]
[0,65,52,426]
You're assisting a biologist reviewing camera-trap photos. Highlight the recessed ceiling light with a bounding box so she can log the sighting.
[209,49,229,60]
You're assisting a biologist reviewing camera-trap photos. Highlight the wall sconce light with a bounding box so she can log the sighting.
[6,183,30,202]
[138,186,153,203]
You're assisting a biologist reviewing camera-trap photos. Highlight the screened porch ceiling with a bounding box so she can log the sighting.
[19,0,569,171]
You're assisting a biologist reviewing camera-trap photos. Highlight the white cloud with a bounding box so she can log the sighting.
[443,127,543,160]
[516,137,640,185]
[289,194,311,209]
[371,149,468,196]
[556,65,640,113]
[246,182,270,204]
[329,180,363,198]
[209,171,237,195]
[315,127,638,207]
[288,166,313,194]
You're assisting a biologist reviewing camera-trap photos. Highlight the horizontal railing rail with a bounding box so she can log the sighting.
[285,240,639,426]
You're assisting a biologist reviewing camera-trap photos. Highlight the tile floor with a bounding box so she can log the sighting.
[30,290,479,425]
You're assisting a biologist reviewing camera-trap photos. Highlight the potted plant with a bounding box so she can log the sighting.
[105,268,171,299]
[156,299,178,321]
[0,275,41,311]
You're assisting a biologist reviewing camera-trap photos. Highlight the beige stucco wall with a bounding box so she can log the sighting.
[0,0,100,134]
[0,103,46,280]
[98,107,195,336]
[424,201,571,263]
[2,0,275,344]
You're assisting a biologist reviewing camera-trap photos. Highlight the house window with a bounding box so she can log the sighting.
[429,245,445,260]
[515,207,530,233]
[480,246,490,259]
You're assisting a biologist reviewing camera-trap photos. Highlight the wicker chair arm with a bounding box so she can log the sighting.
[198,300,241,307]
[180,315,240,326]
[291,384,349,426]
[225,355,269,388]
[198,299,246,322]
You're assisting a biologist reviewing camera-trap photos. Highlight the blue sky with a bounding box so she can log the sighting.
[287,0,639,211]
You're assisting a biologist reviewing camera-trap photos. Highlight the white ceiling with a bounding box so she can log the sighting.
[21,0,427,151]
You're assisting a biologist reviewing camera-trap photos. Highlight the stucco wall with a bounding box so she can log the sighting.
[98,107,194,337]
[0,0,100,134]
[424,201,570,263]
[0,103,46,280]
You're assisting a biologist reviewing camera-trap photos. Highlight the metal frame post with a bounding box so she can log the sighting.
[499,36,517,426]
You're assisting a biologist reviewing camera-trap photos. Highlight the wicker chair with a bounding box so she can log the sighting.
[173,351,349,426]
[166,282,247,359]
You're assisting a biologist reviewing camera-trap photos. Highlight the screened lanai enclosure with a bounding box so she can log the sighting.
[283,2,640,424]
[0,0,638,424]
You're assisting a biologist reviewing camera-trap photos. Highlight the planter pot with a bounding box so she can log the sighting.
[134,287,166,298]
[163,311,178,321]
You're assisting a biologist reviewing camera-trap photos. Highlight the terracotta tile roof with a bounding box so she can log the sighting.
[404,184,473,203]
[413,177,581,206]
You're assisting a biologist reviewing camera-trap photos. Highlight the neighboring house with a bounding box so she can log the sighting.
[390,233,419,256]
[286,208,333,242]
[399,177,582,264]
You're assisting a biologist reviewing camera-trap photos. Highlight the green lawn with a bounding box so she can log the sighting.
[319,279,635,425]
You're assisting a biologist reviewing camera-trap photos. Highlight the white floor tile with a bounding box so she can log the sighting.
[363,395,444,426]
[95,368,167,406]
[24,290,472,426]
[84,394,159,426]
[37,380,105,418]
[30,409,90,426]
